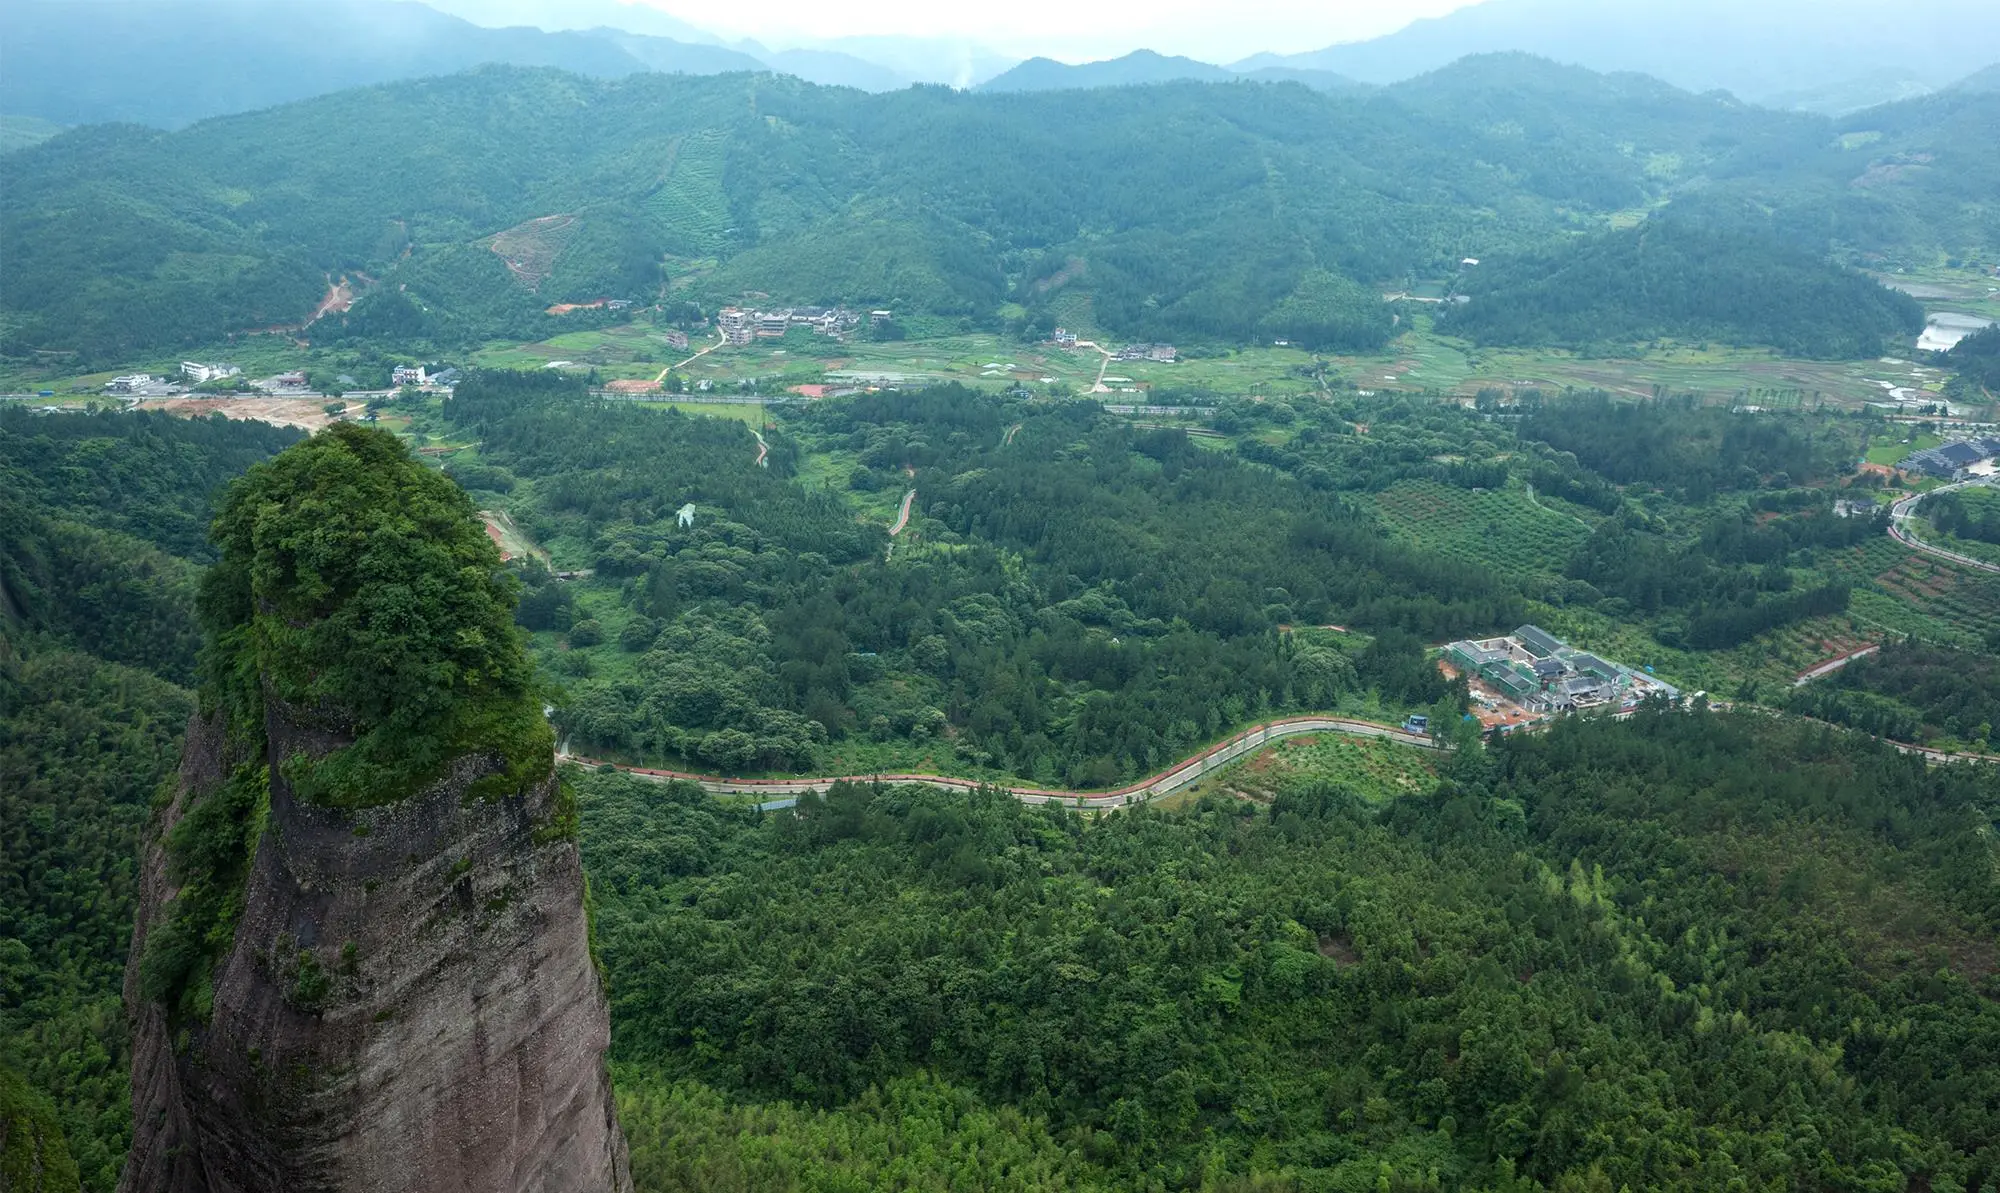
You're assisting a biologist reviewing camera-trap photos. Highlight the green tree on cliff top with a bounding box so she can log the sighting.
[199,422,551,807]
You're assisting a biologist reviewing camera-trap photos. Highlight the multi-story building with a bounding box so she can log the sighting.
[717,307,753,346]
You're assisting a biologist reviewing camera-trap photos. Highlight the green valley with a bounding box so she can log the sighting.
[5,21,2000,1193]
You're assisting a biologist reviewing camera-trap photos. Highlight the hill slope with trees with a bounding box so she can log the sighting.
[3,55,1990,366]
[1446,217,1924,357]
[0,409,300,1191]
[582,708,2000,1191]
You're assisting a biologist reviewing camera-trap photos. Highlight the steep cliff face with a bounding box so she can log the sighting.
[116,423,629,1193]
[120,707,631,1193]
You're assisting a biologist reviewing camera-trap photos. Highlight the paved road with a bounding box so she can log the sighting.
[752,428,768,468]
[1889,479,2000,574]
[563,714,1438,810]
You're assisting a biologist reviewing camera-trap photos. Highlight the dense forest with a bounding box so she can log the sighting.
[1924,485,2000,547]
[582,708,2000,1191]
[450,375,1476,785]
[1943,325,2000,399]
[1,385,1995,1190]
[1518,395,1860,497]
[1788,642,2000,750]
[4,55,1991,364]
[0,409,300,1191]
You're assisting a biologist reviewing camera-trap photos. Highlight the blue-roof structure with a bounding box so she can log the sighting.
[1905,438,1997,476]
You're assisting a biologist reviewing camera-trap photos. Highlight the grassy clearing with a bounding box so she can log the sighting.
[472,322,687,378]
[1193,732,1438,806]
[629,400,770,426]
[1870,265,2000,323]
[1866,431,1944,466]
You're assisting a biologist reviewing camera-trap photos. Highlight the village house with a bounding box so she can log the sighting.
[718,307,753,345]
[181,361,240,384]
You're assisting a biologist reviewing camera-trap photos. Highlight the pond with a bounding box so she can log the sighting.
[1916,311,1996,352]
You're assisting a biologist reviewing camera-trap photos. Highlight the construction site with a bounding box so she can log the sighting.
[1441,625,1681,732]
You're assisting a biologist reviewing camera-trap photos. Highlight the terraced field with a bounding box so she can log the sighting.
[484,213,579,290]
[1368,478,1595,579]
[1831,535,2000,645]
[648,131,733,257]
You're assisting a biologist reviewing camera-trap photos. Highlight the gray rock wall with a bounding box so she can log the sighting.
[120,710,630,1193]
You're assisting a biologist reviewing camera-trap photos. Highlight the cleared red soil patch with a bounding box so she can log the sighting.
[244,276,357,336]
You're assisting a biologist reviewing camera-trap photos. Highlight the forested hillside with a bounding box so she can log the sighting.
[0,409,299,1190]
[4,383,1998,1190]
[1789,642,2000,751]
[583,709,2000,1191]
[4,55,1990,365]
[1446,218,1924,357]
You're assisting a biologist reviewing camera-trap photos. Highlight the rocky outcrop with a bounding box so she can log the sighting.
[119,707,630,1193]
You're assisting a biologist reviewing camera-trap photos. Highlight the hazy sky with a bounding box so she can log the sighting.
[606,0,1483,63]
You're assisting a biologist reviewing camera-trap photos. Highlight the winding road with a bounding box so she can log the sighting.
[752,428,768,468]
[1889,478,2000,574]
[561,714,1438,811]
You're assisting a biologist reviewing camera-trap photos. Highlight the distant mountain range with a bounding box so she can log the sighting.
[2,0,1995,132]
[6,52,1993,367]
[978,50,1365,94]
[1235,0,2000,114]
[0,0,1000,129]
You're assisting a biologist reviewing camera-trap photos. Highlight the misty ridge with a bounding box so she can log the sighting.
[5,0,1998,130]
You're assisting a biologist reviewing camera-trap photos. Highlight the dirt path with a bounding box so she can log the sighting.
[752,428,768,467]
[1002,423,1023,446]
[1793,644,1881,687]
[560,714,1439,810]
[480,508,549,567]
[1072,339,1115,393]
[657,327,727,384]
[1524,483,1594,530]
